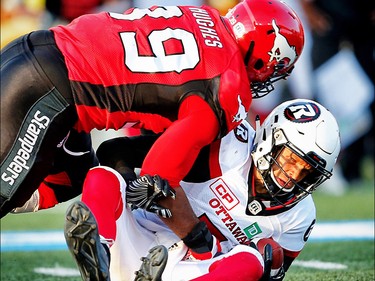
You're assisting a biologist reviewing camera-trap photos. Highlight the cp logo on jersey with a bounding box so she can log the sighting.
[210,179,239,210]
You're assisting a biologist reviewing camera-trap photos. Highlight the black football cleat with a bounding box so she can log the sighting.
[134,245,168,281]
[64,201,110,281]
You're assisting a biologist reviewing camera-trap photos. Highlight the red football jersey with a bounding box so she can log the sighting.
[51,5,251,136]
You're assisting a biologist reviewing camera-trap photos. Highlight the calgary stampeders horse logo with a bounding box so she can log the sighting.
[233,95,247,123]
[268,19,297,67]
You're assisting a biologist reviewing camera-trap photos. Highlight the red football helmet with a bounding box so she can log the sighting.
[224,0,304,98]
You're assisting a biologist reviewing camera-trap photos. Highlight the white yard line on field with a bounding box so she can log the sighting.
[34,266,80,277]
[310,220,374,241]
[1,220,373,252]
[292,260,348,270]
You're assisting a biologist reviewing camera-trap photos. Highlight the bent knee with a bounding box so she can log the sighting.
[82,166,125,200]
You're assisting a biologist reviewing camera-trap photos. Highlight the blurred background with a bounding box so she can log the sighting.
[1,1,374,280]
[1,0,237,48]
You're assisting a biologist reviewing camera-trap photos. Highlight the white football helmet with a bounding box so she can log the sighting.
[249,99,341,214]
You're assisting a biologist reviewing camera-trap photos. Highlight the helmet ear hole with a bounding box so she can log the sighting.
[254,59,264,70]
[244,41,255,66]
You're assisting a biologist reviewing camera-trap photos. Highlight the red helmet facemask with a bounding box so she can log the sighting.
[224,0,305,98]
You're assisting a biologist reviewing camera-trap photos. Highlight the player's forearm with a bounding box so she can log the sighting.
[159,186,199,238]
[131,180,219,260]
[141,95,219,187]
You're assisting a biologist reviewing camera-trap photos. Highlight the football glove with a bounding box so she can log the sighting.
[259,243,285,281]
[126,174,176,218]
[260,243,273,281]
[183,221,222,260]
[270,267,285,280]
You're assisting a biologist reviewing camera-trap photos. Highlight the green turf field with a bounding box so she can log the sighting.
[1,180,374,280]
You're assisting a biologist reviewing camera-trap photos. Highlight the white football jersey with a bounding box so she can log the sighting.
[109,120,316,280]
[180,120,316,254]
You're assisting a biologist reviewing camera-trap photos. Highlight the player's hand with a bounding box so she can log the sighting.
[183,221,222,261]
[126,174,176,218]
[270,267,285,280]
[257,238,285,281]
[187,235,222,261]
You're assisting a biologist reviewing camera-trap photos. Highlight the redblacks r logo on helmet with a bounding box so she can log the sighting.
[268,19,298,67]
[284,102,321,123]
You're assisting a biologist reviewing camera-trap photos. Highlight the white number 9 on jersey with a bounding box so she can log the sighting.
[110,7,200,73]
